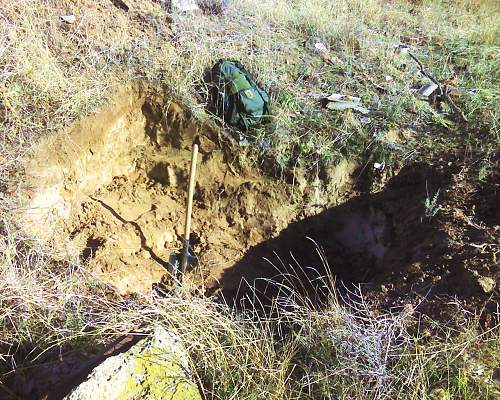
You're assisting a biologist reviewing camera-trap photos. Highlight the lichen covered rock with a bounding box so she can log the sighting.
[64,327,201,400]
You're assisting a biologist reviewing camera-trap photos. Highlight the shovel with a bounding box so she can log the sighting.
[170,137,200,282]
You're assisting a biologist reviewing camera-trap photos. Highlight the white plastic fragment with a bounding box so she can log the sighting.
[314,42,328,52]
[326,93,362,103]
[314,41,341,64]
[172,0,200,13]
[60,15,76,24]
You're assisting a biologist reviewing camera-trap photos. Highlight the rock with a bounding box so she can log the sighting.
[140,249,151,259]
[64,327,201,400]
[164,230,176,244]
[477,276,496,294]
[156,230,175,249]
[171,0,200,13]
[166,165,178,187]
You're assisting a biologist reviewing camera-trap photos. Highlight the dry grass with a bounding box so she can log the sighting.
[1,0,498,177]
[0,231,498,399]
[1,0,499,399]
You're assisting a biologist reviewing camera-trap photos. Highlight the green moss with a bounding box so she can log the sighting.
[119,347,201,400]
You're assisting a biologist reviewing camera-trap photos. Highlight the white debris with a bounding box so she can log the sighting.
[314,42,328,52]
[418,83,439,97]
[325,93,370,114]
[171,0,200,13]
[60,15,76,24]
[395,44,410,54]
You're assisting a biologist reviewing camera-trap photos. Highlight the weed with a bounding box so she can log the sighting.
[456,368,471,400]
[1,235,498,399]
[423,183,442,221]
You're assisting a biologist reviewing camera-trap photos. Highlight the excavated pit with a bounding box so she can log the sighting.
[20,86,302,294]
[15,85,428,302]
[19,85,496,318]
[19,85,327,295]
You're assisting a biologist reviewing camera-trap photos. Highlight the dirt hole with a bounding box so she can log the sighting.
[18,85,495,317]
[20,85,331,294]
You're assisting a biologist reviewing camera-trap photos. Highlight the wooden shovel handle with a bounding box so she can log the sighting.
[181,137,199,273]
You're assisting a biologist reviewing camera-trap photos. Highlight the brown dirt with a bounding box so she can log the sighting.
[19,84,355,295]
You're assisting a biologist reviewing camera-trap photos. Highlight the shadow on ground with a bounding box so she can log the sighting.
[2,334,145,400]
[210,163,496,316]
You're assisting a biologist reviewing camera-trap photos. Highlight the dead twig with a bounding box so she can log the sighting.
[408,51,468,122]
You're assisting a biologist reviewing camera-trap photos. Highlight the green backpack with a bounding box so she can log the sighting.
[211,60,270,132]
